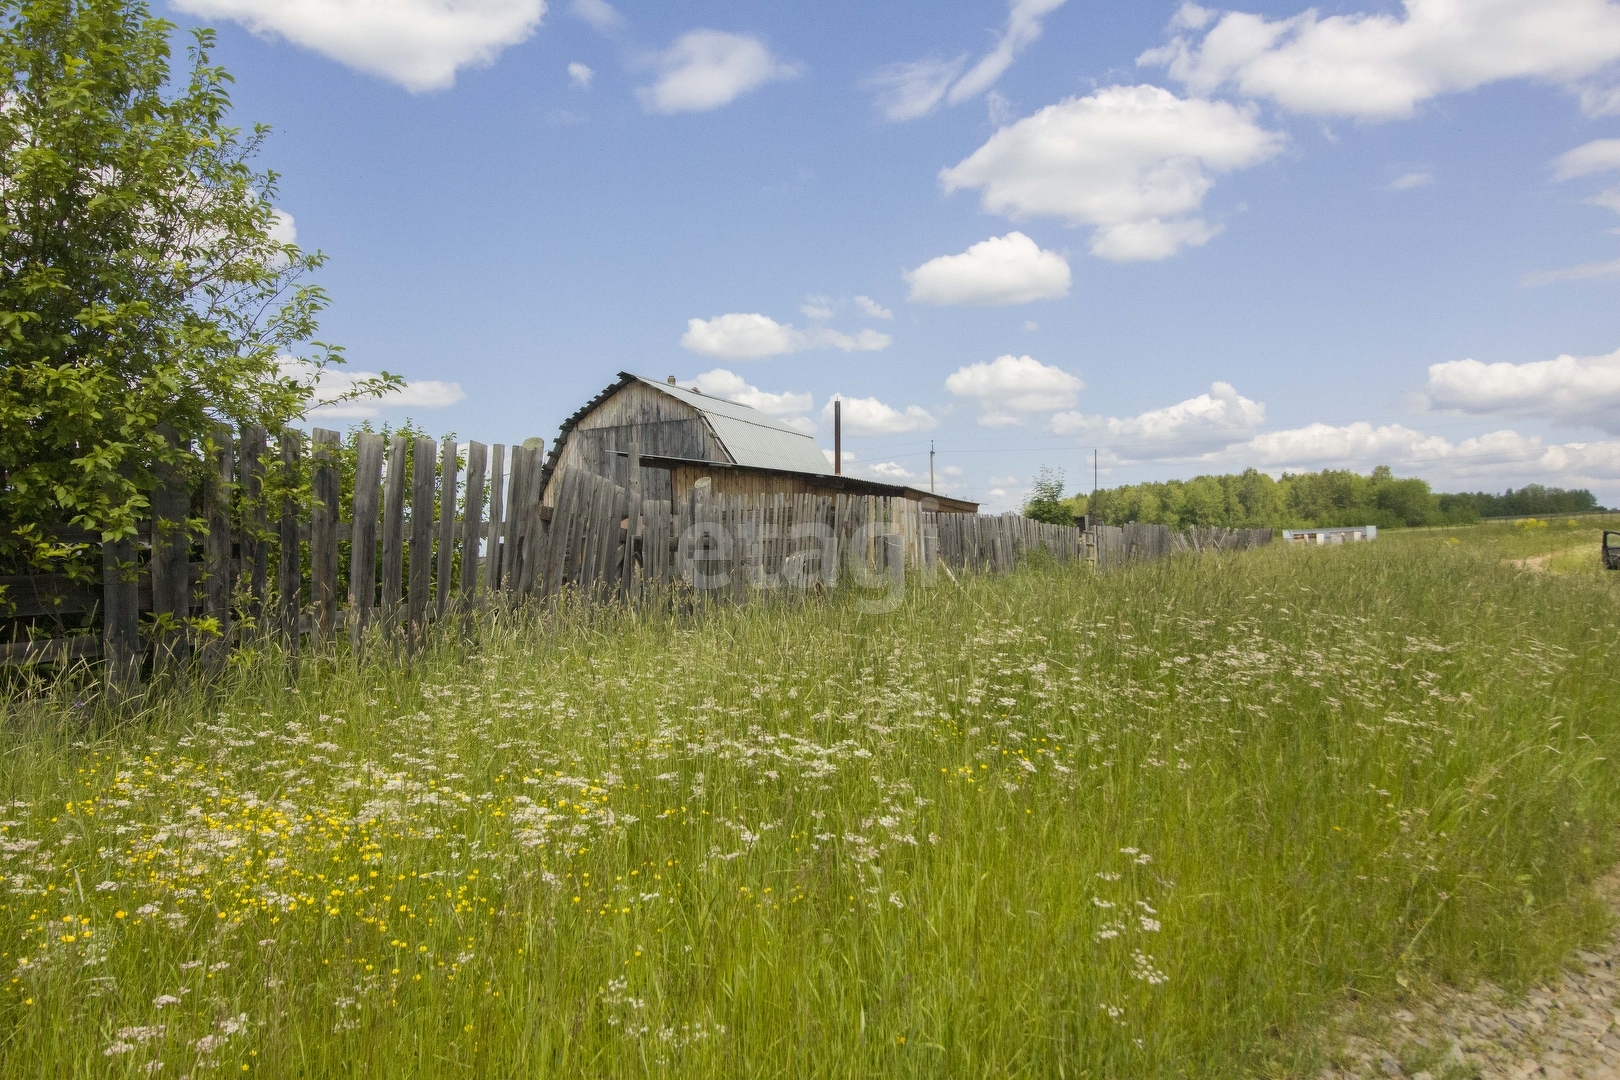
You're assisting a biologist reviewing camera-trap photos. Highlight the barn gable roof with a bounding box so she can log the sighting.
[630,375,831,475]
[541,371,829,483]
[539,372,978,512]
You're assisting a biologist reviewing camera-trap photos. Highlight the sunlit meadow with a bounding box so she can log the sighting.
[4,521,1620,1077]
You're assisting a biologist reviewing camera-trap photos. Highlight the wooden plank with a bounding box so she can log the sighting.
[515,448,549,598]
[278,430,302,655]
[202,424,234,673]
[150,425,191,668]
[380,434,408,622]
[408,437,436,635]
[486,444,506,590]
[498,447,528,593]
[347,433,385,647]
[0,636,105,667]
[576,473,603,591]
[540,466,577,600]
[240,425,268,623]
[730,495,746,604]
[103,536,140,697]
[436,439,457,616]
[624,433,641,599]
[311,429,342,645]
[461,442,487,596]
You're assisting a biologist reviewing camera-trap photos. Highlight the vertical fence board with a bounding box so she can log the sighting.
[202,425,234,672]
[487,445,507,590]
[278,430,302,654]
[408,437,436,635]
[437,439,457,616]
[461,442,487,597]
[348,433,385,647]
[311,429,342,646]
[102,536,140,695]
[240,425,268,623]
[381,435,408,623]
[151,425,191,669]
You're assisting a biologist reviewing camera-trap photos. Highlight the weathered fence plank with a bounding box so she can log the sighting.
[408,437,436,636]
[462,442,486,597]
[436,438,457,616]
[348,433,384,646]
[311,429,342,646]
[381,435,408,626]
[202,425,234,673]
[278,430,302,653]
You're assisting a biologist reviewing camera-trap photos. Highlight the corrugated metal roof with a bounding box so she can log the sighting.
[631,376,832,475]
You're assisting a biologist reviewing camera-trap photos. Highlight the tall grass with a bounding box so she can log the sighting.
[3,524,1619,1077]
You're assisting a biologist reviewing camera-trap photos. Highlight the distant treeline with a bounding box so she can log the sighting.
[1035,467,1605,530]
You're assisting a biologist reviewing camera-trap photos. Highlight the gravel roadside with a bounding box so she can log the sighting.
[1319,874,1620,1080]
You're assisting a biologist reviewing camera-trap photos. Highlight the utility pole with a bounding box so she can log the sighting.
[833,399,842,476]
[1093,449,1098,497]
[929,441,935,493]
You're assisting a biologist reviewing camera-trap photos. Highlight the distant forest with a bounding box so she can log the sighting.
[1026,466,1605,530]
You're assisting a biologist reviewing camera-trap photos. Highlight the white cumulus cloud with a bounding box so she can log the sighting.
[1552,138,1620,179]
[904,232,1070,306]
[866,0,1068,121]
[1050,382,1265,461]
[945,354,1082,426]
[940,85,1283,262]
[637,30,800,114]
[824,395,937,435]
[568,61,593,87]
[284,361,466,420]
[680,313,891,360]
[1390,171,1433,190]
[1423,346,1620,433]
[854,295,893,320]
[171,0,548,93]
[268,208,297,246]
[1521,256,1620,285]
[1140,0,1620,121]
[571,0,621,32]
[688,369,813,427]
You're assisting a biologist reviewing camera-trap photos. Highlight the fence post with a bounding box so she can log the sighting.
[150,425,191,671]
[437,439,457,617]
[240,425,268,626]
[408,437,436,640]
[486,445,506,590]
[348,433,385,649]
[381,435,408,629]
[624,432,641,600]
[461,442,487,598]
[199,426,234,672]
[278,430,303,655]
[102,533,140,698]
[310,429,341,647]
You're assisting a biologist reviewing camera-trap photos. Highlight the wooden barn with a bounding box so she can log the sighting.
[538,372,979,513]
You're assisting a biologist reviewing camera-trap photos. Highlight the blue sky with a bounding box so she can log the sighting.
[170,0,1620,508]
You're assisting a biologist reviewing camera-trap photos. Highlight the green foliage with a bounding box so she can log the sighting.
[1088,465,1493,529]
[1438,484,1602,519]
[0,0,393,572]
[1022,466,1074,525]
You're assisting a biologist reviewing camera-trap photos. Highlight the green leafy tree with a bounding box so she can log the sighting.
[0,0,392,572]
[1022,467,1074,525]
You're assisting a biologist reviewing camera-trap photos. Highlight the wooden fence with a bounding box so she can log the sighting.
[2,425,1269,687]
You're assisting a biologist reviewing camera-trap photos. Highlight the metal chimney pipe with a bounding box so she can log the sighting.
[834,399,842,476]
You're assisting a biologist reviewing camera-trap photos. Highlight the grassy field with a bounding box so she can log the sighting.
[4,519,1620,1077]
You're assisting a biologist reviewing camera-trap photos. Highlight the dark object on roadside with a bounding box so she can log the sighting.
[1604,531,1620,570]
